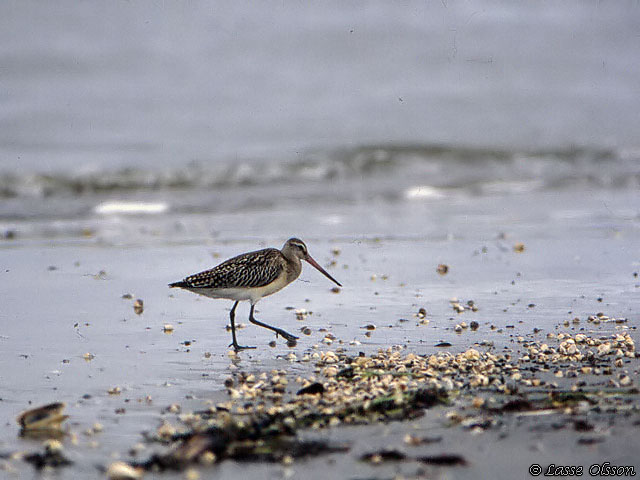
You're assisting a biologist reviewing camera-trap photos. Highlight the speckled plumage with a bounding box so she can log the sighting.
[175,248,286,290]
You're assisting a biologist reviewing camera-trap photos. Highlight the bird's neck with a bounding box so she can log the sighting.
[284,254,302,282]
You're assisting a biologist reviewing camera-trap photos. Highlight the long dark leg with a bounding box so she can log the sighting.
[228,301,255,351]
[249,304,298,343]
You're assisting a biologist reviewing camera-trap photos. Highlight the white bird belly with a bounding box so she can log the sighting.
[188,273,291,304]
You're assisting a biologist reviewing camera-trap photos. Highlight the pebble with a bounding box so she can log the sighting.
[106,461,143,480]
[133,299,144,315]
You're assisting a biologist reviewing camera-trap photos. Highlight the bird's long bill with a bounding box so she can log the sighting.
[305,255,342,287]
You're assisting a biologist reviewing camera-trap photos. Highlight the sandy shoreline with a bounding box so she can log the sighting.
[1,190,639,478]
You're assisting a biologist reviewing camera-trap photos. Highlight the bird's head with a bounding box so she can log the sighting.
[282,238,342,287]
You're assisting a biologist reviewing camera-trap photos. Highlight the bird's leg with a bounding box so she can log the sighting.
[249,305,299,342]
[228,301,255,351]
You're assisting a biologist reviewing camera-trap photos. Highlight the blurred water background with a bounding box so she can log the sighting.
[0,1,639,241]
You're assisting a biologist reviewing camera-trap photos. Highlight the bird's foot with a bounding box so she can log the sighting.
[274,329,299,343]
[229,342,257,351]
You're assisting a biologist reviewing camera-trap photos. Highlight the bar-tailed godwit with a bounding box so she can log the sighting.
[170,238,341,351]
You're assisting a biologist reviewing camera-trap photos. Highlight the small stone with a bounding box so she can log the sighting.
[437,264,449,275]
[470,321,479,331]
[513,242,525,253]
[185,468,200,480]
[619,375,632,386]
[200,451,216,465]
[163,324,175,333]
[43,439,63,453]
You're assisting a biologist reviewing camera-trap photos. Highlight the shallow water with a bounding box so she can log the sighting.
[2,1,640,173]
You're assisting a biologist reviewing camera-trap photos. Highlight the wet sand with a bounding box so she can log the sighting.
[1,189,639,478]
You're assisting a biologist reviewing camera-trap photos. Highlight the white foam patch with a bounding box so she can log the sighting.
[404,185,445,199]
[94,201,168,215]
[320,215,343,225]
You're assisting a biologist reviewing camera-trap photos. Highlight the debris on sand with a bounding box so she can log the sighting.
[361,449,467,467]
[121,320,639,475]
[23,439,72,469]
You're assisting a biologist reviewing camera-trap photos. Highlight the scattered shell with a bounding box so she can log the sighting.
[17,402,69,432]
[185,468,200,480]
[200,451,216,465]
[513,242,525,253]
[437,264,449,275]
[619,375,632,386]
[163,324,175,333]
[106,461,143,480]
[133,299,144,315]
[452,303,465,313]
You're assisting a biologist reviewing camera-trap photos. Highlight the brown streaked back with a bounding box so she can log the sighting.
[172,248,284,290]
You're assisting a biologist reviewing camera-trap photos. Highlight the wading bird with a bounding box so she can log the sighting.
[170,238,341,351]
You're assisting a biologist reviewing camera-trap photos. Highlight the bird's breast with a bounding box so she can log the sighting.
[248,270,292,303]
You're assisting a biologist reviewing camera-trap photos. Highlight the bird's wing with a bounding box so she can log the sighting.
[181,248,284,289]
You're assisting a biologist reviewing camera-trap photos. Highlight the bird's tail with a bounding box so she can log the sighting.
[169,281,188,288]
